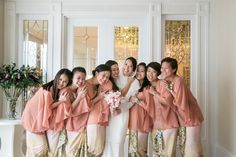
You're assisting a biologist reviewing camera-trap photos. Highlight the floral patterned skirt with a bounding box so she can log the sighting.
[46,129,67,157]
[66,130,88,157]
[177,127,186,156]
[128,130,148,157]
[152,128,178,157]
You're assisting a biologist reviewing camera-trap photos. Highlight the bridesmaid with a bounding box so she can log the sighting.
[128,62,155,157]
[86,64,117,156]
[46,69,74,157]
[105,60,120,80]
[66,67,90,157]
[21,68,73,157]
[146,62,179,157]
[161,57,204,157]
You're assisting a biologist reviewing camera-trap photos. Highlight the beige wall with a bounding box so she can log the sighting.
[210,0,236,155]
[0,0,4,118]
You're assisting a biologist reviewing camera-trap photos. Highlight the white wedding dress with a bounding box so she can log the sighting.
[103,74,140,157]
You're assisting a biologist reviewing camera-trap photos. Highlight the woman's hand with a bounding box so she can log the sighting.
[127,76,135,84]
[59,92,69,102]
[110,107,121,116]
[77,86,87,99]
[52,92,69,109]
[162,80,175,95]
[162,80,169,89]
[129,95,139,104]
[97,86,107,98]
[149,86,158,96]
[121,77,135,96]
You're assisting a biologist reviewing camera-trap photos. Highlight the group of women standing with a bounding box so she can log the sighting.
[21,56,204,157]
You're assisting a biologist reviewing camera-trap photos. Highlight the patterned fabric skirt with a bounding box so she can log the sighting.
[47,129,67,157]
[177,127,186,156]
[152,128,178,157]
[26,131,48,157]
[128,130,148,157]
[87,124,105,156]
[66,130,88,157]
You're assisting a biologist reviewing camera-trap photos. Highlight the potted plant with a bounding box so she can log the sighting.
[0,63,42,119]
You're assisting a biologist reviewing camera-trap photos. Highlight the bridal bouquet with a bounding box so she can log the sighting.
[104,90,121,108]
[104,90,122,115]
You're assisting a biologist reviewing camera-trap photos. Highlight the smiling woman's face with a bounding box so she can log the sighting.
[57,74,69,90]
[136,65,146,81]
[111,64,119,79]
[96,71,111,85]
[73,71,86,87]
[123,59,134,76]
[161,62,176,79]
[146,67,158,82]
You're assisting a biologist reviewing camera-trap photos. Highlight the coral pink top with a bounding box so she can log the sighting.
[152,80,179,130]
[173,76,204,127]
[21,87,53,134]
[66,85,91,132]
[128,88,155,133]
[48,87,74,132]
[87,80,112,126]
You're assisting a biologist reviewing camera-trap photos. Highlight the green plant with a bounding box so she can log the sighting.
[0,63,42,90]
[0,63,43,119]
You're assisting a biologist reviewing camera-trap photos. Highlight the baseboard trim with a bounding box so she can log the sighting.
[215,144,235,157]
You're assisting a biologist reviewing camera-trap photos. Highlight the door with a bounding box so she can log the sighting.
[66,17,148,77]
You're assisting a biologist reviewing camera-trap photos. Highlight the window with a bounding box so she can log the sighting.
[73,26,97,76]
[114,26,139,66]
[23,20,48,82]
[164,20,191,87]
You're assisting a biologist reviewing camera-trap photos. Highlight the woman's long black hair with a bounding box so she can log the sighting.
[125,57,137,72]
[92,64,119,92]
[137,62,150,92]
[105,60,120,92]
[42,68,73,101]
[146,62,161,83]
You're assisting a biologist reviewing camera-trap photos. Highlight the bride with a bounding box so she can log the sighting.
[103,57,140,157]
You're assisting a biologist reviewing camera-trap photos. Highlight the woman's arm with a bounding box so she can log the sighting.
[149,86,173,106]
[121,77,134,96]
[71,87,87,109]
[91,91,105,104]
[153,92,173,106]
[162,80,176,97]
[52,100,64,109]
[51,92,69,109]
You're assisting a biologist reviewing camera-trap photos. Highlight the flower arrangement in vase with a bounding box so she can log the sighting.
[0,63,42,119]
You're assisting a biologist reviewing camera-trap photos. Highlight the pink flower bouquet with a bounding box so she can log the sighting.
[104,90,122,116]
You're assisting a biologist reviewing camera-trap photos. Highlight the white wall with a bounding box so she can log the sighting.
[0,0,235,156]
[3,1,231,157]
[0,0,4,118]
[209,0,236,156]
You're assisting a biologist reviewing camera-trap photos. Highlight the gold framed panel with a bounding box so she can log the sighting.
[164,20,191,87]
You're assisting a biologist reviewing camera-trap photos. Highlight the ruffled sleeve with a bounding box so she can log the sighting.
[70,95,91,117]
[139,88,155,120]
[48,87,73,132]
[21,87,53,133]
[172,77,190,125]
[97,80,113,125]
